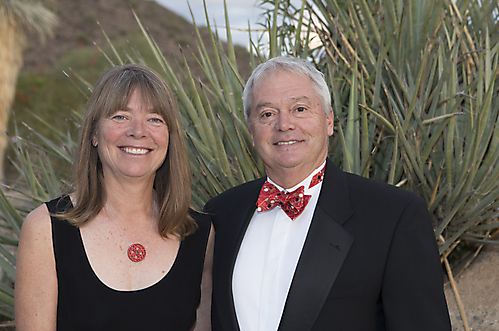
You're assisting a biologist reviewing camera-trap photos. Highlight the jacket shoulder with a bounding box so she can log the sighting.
[343,171,421,203]
[204,177,265,212]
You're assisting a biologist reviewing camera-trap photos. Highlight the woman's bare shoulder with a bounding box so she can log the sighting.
[21,203,51,234]
[15,202,58,330]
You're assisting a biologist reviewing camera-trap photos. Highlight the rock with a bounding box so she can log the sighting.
[445,246,499,330]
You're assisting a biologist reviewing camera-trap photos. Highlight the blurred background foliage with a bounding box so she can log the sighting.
[0,0,499,324]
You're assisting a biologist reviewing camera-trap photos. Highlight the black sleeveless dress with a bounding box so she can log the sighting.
[47,196,210,331]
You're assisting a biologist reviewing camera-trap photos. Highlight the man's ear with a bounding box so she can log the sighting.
[247,123,255,147]
[249,132,255,147]
[326,107,334,136]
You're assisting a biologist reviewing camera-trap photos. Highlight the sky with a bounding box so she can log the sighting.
[155,0,284,48]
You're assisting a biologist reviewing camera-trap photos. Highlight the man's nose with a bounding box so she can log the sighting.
[275,112,295,131]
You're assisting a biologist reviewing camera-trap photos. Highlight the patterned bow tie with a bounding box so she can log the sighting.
[309,165,326,189]
[256,164,326,220]
[256,182,311,220]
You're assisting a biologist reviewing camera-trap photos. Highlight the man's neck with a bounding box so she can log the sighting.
[266,160,327,190]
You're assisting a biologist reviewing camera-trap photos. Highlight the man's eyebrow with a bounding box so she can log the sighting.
[254,96,312,111]
[255,102,272,111]
[292,96,311,103]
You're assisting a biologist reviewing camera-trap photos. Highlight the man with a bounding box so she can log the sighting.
[205,56,451,331]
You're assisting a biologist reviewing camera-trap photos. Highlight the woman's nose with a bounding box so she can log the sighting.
[126,119,146,138]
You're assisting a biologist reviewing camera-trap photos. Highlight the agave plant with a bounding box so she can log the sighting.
[0,1,262,319]
[0,112,77,319]
[258,0,499,260]
[3,0,499,324]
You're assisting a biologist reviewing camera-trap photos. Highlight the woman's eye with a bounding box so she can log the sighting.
[149,117,165,124]
[296,106,306,112]
[112,115,126,120]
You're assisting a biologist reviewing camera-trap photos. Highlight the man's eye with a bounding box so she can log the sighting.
[261,112,273,118]
[296,106,306,112]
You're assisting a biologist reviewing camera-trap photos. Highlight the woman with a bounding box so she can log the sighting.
[14,64,213,330]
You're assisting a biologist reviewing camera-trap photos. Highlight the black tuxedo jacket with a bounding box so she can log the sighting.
[205,161,451,331]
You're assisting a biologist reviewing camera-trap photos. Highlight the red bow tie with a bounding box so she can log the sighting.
[256,182,311,220]
[256,164,326,220]
[309,165,326,189]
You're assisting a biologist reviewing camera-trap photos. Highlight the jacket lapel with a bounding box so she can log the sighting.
[278,162,355,331]
[215,178,264,331]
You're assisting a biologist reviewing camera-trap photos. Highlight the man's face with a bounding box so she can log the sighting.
[248,71,334,186]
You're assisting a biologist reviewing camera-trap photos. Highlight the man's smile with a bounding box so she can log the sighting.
[275,140,302,146]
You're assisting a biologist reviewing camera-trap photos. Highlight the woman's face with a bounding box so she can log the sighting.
[92,88,169,183]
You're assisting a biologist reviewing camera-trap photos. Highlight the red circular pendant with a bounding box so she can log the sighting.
[127,243,146,262]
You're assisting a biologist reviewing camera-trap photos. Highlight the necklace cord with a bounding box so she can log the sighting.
[105,203,155,262]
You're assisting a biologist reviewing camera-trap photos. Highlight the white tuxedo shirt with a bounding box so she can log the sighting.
[232,162,326,331]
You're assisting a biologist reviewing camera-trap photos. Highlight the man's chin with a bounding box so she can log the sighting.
[264,159,312,177]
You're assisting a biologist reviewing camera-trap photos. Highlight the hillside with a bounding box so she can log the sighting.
[7,0,252,184]
[22,0,251,76]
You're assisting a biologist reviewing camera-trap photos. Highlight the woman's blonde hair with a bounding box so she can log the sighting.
[62,64,196,239]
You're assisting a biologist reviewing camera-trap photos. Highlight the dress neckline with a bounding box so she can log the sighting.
[76,227,184,293]
[66,198,183,293]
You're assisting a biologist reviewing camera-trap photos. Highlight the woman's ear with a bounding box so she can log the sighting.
[92,135,98,147]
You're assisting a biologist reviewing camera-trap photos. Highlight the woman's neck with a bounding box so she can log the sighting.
[102,177,157,226]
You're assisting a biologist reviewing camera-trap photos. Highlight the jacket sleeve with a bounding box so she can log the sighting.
[381,196,451,330]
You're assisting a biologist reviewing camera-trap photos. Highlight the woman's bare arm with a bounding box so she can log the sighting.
[193,223,214,331]
[15,204,57,331]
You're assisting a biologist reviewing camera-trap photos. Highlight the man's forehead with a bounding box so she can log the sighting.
[255,95,312,107]
[259,68,309,82]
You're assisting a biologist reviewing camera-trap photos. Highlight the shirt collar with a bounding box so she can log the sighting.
[267,160,327,193]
